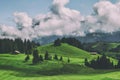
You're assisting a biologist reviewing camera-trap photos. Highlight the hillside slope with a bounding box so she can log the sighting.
[87,42,120,58]
[37,43,91,58]
[0,43,118,80]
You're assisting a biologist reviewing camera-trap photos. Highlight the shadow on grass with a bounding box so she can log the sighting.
[0,64,119,77]
[36,64,81,76]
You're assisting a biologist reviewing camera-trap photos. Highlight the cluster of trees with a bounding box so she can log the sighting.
[0,38,39,54]
[25,50,70,64]
[54,37,83,49]
[54,38,61,46]
[32,50,43,64]
[85,54,120,69]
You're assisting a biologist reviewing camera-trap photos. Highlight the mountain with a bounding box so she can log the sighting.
[76,31,120,43]
[34,31,120,45]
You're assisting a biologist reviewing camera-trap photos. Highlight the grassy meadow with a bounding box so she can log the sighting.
[0,43,120,80]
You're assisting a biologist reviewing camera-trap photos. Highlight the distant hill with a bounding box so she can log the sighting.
[37,43,91,59]
[89,42,120,52]
[83,42,120,59]
[76,31,120,43]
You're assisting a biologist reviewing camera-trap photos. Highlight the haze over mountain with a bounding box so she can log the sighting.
[34,31,120,45]
[0,0,120,42]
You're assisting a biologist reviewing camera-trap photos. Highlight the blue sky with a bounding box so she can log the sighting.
[0,0,117,26]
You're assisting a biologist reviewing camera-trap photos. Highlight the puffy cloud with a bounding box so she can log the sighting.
[84,0,120,33]
[26,0,120,36]
[33,0,83,37]
[0,12,38,40]
[13,12,32,30]
[53,0,69,6]
[0,24,20,39]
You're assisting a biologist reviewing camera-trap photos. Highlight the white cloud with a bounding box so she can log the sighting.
[33,0,83,36]
[0,24,20,38]
[1,0,120,40]
[13,12,32,30]
[83,0,120,33]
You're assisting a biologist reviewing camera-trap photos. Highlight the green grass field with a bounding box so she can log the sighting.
[0,43,120,80]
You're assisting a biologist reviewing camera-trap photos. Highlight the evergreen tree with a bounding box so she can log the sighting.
[54,54,58,60]
[84,58,89,66]
[0,38,38,54]
[24,55,30,62]
[44,51,49,60]
[32,50,39,64]
[39,55,44,62]
[86,55,114,69]
[60,37,83,49]
[68,58,70,63]
[54,38,61,46]
[60,56,63,61]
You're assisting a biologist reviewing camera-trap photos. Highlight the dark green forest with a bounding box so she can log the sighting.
[0,38,39,54]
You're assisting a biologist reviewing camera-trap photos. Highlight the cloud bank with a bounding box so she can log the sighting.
[0,0,120,40]
[83,0,120,33]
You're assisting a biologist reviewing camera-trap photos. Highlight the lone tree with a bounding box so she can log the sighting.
[54,54,58,60]
[84,58,89,66]
[32,50,39,64]
[39,55,44,62]
[60,56,63,61]
[54,38,61,46]
[44,51,50,60]
[68,58,70,63]
[24,55,30,62]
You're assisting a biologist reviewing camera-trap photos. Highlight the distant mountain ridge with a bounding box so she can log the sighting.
[34,31,120,44]
[77,31,120,43]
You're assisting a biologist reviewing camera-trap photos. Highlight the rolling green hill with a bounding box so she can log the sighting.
[37,43,91,58]
[0,43,119,80]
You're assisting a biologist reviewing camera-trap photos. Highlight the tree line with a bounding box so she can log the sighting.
[0,38,39,54]
[85,54,120,69]
[54,37,83,49]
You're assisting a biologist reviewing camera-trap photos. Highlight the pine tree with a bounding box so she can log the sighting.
[54,54,58,60]
[0,38,38,54]
[24,55,30,62]
[68,58,70,63]
[60,56,63,61]
[39,55,44,62]
[54,38,61,46]
[87,55,114,69]
[84,58,89,67]
[44,51,49,60]
[32,50,39,64]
